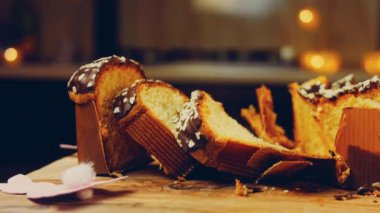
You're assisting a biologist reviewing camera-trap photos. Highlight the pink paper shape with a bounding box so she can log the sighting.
[0,174,127,199]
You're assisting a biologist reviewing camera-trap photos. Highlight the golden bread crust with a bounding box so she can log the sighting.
[241,105,263,135]
[241,86,294,149]
[68,56,145,104]
[69,92,94,104]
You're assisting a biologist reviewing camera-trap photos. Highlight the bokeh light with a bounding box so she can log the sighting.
[363,52,380,74]
[4,47,18,62]
[299,9,314,24]
[301,51,341,74]
[298,8,319,30]
[310,55,325,69]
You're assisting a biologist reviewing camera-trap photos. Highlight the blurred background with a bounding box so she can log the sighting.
[1,0,380,180]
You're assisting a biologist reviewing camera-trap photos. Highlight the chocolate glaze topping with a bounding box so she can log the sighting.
[67,55,141,95]
[175,91,208,152]
[112,79,161,120]
[298,74,380,103]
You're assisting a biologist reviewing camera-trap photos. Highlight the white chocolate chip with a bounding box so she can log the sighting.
[113,107,121,114]
[129,95,136,104]
[87,81,94,88]
[72,86,77,94]
[120,56,126,63]
[78,73,85,81]
[121,90,128,96]
[195,132,201,140]
[188,140,195,148]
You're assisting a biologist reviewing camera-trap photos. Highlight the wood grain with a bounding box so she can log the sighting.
[0,155,379,212]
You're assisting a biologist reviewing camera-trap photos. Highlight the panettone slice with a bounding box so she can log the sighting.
[175,90,311,179]
[113,80,197,179]
[289,74,380,156]
[67,56,150,173]
[241,86,294,149]
[243,85,350,184]
[288,76,329,155]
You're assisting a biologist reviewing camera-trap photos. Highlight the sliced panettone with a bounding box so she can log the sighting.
[241,105,263,137]
[288,76,330,155]
[289,74,380,155]
[243,85,350,184]
[175,90,314,179]
[67,56,151,173]
[241,86,294,149]
[113,80,197,179]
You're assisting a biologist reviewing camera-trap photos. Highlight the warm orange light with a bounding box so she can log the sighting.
[310,55,325,69]
[4,47,18,62]
[301,51,341,74]
[299,9,314,24]
[363,52,380,74]
[297,8,319,30]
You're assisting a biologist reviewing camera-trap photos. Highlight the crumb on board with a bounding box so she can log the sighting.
[177,176,186,182]
[235,179,266,197]
[235,179,250,197]
[357,187,373,195]
[334,183,380,201]
[334,192,355,201]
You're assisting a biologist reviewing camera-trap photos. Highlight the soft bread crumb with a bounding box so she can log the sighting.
[139,84,188,133]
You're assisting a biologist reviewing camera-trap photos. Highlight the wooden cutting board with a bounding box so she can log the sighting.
[0,155,379,213]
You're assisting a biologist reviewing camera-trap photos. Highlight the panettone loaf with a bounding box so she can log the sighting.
[243,85,350,184]
[113,80,197,179]
[67,56,150,173]
[289,74,380,155]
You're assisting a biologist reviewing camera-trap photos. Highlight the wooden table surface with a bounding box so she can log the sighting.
[0,155,379,213]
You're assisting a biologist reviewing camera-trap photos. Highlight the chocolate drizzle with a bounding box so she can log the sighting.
[175,91,208,152]
[112,79,161,120]
[298,74,380,103]
[67,55,141,95]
